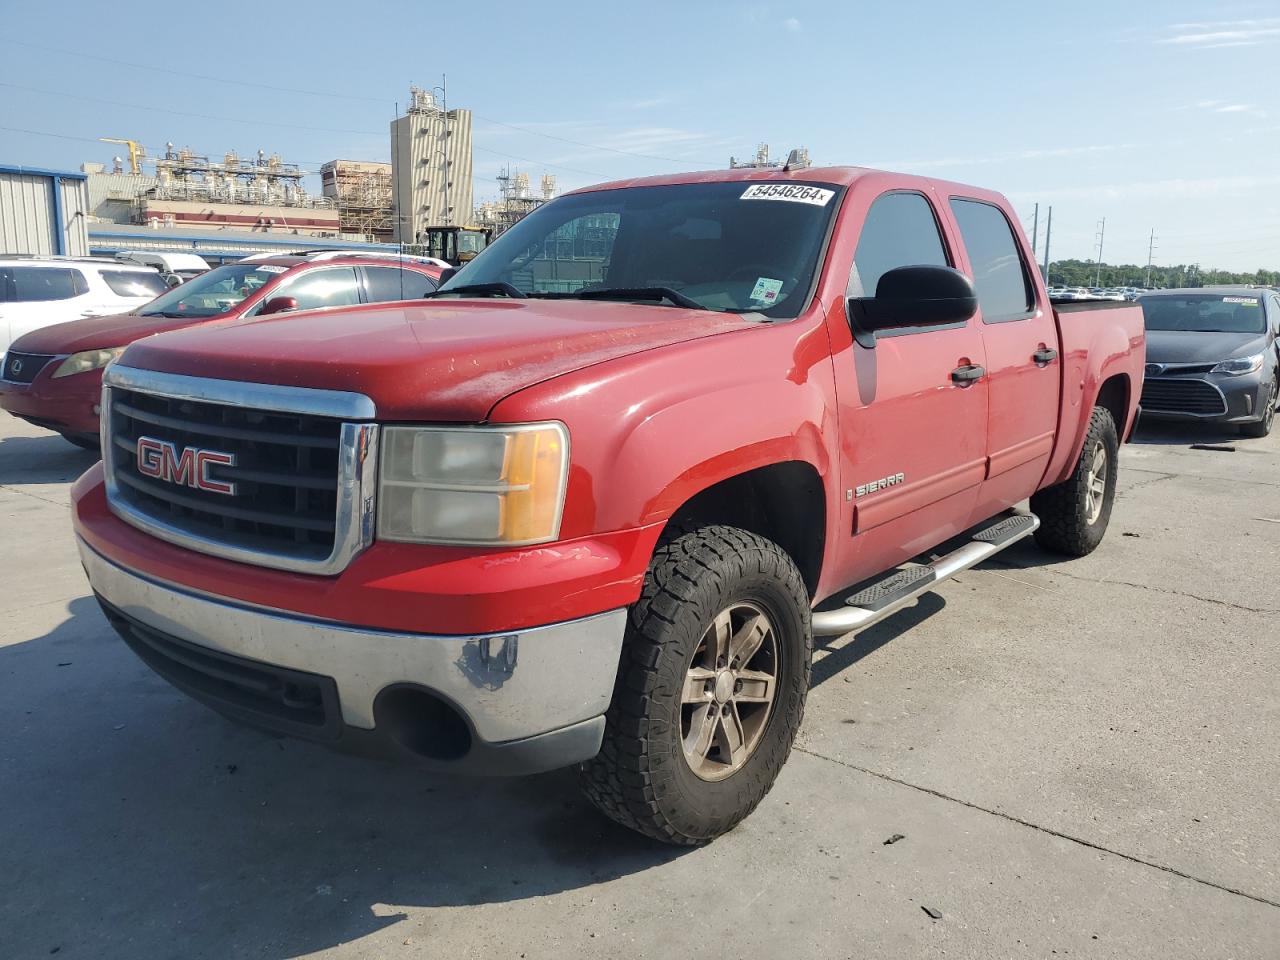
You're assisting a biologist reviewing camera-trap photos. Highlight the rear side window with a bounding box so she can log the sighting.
[850,192,950,297]
[363,267,438,303]
[100,270,168,298]
[949,199,1035,323]
[1,267,87,303]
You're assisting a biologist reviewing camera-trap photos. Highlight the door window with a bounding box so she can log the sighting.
[100,270,169,299]
[272,267,360,311]
[949,199,1035,323]
[0,267,87,303]
[363,267,438,303]
[849,192,950,298]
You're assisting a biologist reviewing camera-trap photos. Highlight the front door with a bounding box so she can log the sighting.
[945,198,1060,516]
[830,188,989,586]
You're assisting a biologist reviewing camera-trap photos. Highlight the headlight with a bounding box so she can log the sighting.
[51,347,125,379]
[1210,354,1264,377]
[377,423,569,546]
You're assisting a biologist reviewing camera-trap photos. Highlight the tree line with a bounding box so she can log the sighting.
[1046,258,1280,289]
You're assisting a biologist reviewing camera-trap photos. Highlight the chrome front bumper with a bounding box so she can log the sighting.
[79,538,627,773]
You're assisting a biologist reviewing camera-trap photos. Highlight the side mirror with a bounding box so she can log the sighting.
[848,265,978,348]
[162,273,183,288]
[436,267,458,287]
[258,295,299,316]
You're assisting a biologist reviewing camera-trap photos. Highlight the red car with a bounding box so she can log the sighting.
[73,167,1144,844]
[0,252,442,448]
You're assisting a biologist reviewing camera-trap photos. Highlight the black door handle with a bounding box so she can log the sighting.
[951,364,985,386]
[1033,347,1059,365]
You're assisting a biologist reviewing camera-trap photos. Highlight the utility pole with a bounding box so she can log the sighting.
[1041,206,1052,284]
[1031,203,1039,256]
[1145,228,1157,289]
[1093,218,1106,287]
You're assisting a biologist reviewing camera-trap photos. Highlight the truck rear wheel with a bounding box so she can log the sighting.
[579,524,812,845]
[1031,406,1119,556]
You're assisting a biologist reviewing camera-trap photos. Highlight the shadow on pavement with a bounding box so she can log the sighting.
[0,431,98,486]
[1130,418,1243,446]
[810,592,946,688]
[0,597,689,960]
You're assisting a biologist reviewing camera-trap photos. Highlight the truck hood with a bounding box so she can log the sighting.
[119,298,753,421]
[12,310,212,355]
[1144,329,1267,365]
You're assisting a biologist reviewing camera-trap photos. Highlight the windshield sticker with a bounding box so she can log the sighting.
[749,277,784,305]
[740,183,835,206]
[1222,296,1258,305]
[255,264,288,274]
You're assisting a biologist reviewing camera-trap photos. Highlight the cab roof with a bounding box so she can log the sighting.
[562,164,1009,206]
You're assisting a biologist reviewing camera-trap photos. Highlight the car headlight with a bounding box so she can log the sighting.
[1210,354,1264,377]
[51,347,125,379]
[377,423,569,546]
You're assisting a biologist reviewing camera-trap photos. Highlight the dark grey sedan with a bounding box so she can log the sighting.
[1138,287,1280,437]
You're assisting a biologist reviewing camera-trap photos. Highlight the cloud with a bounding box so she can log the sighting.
[1180,99,1267,118]
[1155,17,1280,47]
[1008,173,1280,204]
[867,143,1126,171]
[784,17,802,32]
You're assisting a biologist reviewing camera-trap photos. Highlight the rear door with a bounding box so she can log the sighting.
[360,266,438,304]
[946,197,1060,516]
[832,189,989,583]
[0,266,93,353]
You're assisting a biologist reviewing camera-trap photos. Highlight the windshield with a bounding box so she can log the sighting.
[440,180,843,318]
[1140,294,1267,334]
[137,263,287,319]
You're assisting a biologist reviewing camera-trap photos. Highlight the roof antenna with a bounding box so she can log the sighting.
[782,147,810,172]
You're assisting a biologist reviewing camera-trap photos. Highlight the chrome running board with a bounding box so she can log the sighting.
[810,512,1040,637]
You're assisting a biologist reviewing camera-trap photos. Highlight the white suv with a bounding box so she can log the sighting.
[0,257,169,359]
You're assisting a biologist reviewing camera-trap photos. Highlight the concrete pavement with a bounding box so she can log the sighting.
[0,413,1276,959]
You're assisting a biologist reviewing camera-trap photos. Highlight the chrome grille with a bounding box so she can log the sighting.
[102,366,378,574]
[1140,378,1227,416]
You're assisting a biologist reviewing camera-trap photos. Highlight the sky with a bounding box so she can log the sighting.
[2,0,1279,272]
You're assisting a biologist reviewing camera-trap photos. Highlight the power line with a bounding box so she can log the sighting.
[472,115,720,166]
[0,81,385,136]
[1,37,731,169]
[0,38,388,103]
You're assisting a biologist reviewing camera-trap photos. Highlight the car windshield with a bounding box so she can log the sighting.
[1140,294,1267,334]
[137,263,287,319]
[439,180,843,318]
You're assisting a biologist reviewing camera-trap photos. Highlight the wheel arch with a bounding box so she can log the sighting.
[662,460,827,598]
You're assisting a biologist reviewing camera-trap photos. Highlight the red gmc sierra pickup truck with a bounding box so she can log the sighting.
[71,166,1145,845]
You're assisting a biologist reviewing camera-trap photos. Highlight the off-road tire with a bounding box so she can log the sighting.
[579,525,812,845]
[1238,378,1276,439]
[1031,405,1119,557]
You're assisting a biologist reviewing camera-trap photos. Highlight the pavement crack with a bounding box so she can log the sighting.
[988,560,1278,614]
[0,483,66,507]
[794,746,1280,910]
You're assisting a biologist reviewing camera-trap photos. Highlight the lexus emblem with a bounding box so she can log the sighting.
[136,436,238,495]
[10,358,22,375]
[1145,363,1165,377]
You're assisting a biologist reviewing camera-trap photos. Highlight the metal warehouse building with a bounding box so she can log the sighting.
[0,164,90,257]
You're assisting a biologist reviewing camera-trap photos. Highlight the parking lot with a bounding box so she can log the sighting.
[0,412,1276,959]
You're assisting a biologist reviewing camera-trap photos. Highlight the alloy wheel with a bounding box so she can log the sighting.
[680,601,779,781]
[1084,441,1108,524]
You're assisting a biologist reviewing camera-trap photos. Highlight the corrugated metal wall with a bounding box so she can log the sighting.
[390,108,476,242]
[0,171,89,257]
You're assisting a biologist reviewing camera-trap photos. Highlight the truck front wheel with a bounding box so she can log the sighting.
[1031,405,1119,556]
[579,525,812,845]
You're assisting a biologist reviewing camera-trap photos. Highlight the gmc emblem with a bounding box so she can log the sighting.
[136,436,238,495]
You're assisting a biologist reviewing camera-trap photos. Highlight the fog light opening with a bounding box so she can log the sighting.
[374,685,472,761]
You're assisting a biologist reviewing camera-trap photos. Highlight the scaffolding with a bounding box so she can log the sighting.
[473,165,551,237]
[142,143,333,209]
[320,160,394,241]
